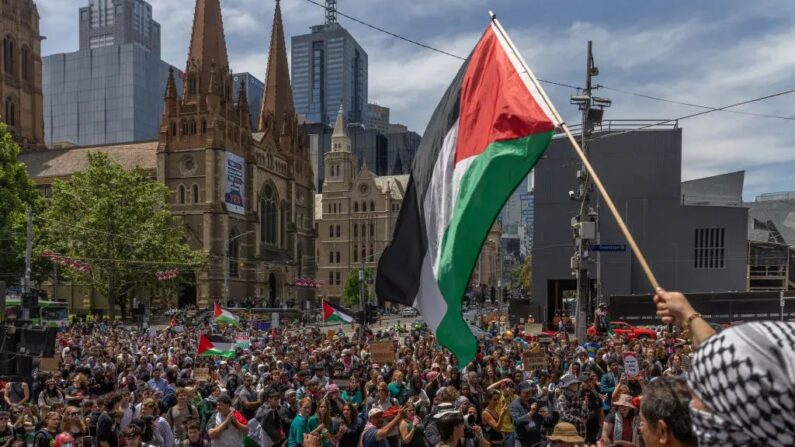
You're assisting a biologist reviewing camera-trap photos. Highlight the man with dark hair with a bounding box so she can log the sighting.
[98,394,123,447]
[435,410,465,447]
[510,382,547,447]
[639,378,697,447]
[206,394,248,447]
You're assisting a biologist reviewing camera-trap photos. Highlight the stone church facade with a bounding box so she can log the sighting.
[157,0,315,307]
[0,0,44,150]
[19,0,316,310]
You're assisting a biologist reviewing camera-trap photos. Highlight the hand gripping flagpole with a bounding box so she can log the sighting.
[489,12,661,291]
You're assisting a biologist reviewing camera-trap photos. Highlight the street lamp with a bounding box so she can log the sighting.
[223,230,255,306]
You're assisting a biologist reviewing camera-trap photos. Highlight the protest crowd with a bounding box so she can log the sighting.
[0,289,792,447]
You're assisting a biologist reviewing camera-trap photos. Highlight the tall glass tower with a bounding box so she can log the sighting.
[292,20,368,127]
[43,0,179,146]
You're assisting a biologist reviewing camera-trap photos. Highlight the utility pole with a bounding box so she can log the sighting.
[359,255,366,331]
[23,205,33,294]
[570,42,610,342]
[22,205,33,321]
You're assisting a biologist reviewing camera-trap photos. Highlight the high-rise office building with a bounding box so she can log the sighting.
[292,7,368,127]
[367,103,389,133]
[43,0,181,147]
[232,72,264,129]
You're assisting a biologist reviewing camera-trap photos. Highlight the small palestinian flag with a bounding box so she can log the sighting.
[214,303,240,326]
[322,299,355,323]
[376,20,557,366]
[197,334,236,358]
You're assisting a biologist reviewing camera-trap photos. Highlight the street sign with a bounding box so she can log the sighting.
[590,244,627,252]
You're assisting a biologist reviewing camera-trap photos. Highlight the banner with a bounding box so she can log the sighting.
[224,152,245,215]
[623,351,640,379]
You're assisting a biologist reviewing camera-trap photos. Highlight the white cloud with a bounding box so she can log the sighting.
[36,0,795,198]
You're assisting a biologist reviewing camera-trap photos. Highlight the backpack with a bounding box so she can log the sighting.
[33,429,54,446]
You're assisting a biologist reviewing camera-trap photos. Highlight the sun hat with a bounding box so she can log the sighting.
[560,374,581,388]
[613,394,637,409]
[547,422,584,442]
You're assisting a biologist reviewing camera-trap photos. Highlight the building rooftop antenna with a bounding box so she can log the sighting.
[325,0,338,24]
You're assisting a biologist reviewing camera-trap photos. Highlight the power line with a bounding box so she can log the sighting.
[597,84,795,121]
[300,0,795,122]
[299,0,578,91]
[589,87,795,142]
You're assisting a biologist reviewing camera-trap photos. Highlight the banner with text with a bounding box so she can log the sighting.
[225,152,245,215]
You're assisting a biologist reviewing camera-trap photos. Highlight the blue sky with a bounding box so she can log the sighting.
[38,0,795,200]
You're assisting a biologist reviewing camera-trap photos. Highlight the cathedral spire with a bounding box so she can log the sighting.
[186,0,230,97]
[332,104,347,140]
[331,104,350,152]
[259,0,295,133]
[238,79,250,126]
[164,67,177,99]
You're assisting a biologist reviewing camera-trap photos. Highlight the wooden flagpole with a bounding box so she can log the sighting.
[489,12,661,291]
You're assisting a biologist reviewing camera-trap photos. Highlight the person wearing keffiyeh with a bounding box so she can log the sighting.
[654,288,795,447]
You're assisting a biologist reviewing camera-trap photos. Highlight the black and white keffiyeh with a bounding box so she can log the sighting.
[686,321,795,447]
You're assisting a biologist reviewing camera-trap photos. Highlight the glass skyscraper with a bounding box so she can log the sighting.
[43,0,180,146]
[292,23,368,127]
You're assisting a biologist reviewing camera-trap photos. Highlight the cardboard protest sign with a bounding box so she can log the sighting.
[370,341,395,364]
[623,352,640,379]
[525,323,543,337]
[522,347,547,372]
[39,357,60,372]
[193,367,210,382]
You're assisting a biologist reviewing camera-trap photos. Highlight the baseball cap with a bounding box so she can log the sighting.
[367,408,384,419]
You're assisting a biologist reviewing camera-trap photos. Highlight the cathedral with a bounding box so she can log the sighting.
[0,0,44,150]
[157,0,316,307]
[20,0,316,310]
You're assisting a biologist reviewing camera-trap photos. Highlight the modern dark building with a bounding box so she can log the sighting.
[43,0,181,146]
[232,72,264,130]
[384,124,421,176]
[291,19,368,127]
[532,125,749,322]
[367,103,389,133]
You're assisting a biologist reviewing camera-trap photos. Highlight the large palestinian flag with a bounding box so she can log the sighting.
[322,300,355,323]
[214,303,241,326]
[376,22,557,366]
[197,334,236,358]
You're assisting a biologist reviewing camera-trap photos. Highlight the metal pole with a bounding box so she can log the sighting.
[359,255,367,335]
[223,244,230,307]
[781,289,786,322]
[24,205,33,294]
[574,42,595,343]
[497,280,502,334]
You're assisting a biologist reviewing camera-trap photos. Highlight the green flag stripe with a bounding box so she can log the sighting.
[435,131,554,362]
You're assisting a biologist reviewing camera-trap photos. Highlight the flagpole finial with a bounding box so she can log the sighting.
[489,10,496,20]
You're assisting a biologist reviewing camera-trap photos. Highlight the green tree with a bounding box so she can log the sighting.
[0,122,41,286]
[42,152,205,319]
[341,268,373,309]
[512,255,532,292]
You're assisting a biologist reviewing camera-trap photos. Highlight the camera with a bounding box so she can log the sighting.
[464,414,476,427]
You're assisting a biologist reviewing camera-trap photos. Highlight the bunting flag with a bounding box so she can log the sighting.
[376,21,557,366]
[214,303,241,326]
[322,299,355,323]
[197,334,236,358]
